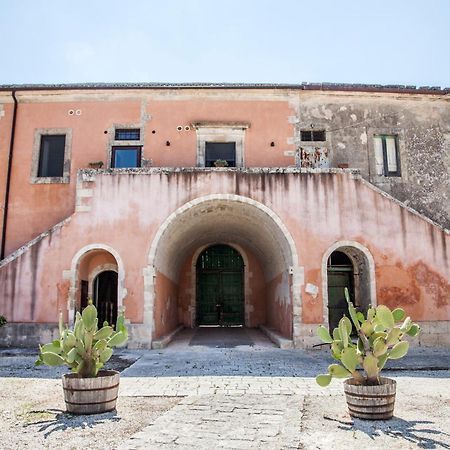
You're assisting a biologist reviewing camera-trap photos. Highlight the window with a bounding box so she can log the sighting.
[31,129,71,184]
[193,123,248,167]
[300,130,326,142]
[115,128,140,141]
[205,142,236,167]
[111,146,141,168]
[374,135,400,176]
[38,135,66,177]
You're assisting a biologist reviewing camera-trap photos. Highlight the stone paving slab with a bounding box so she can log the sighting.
[119,376,342,397]
[119,394,304,450]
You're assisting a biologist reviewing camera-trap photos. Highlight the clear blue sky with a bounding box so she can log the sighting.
[1,0,449,86]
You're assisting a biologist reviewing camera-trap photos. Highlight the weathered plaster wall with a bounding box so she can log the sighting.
[0,169,449,347]
[2,88,449,260]
[3,90,297,256]
[297,92,450,228]
[4,97,143,254]
[154,271,179,339]
[266,271,293,338]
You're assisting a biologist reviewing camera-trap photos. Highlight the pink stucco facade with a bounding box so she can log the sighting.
[0,85,449,347]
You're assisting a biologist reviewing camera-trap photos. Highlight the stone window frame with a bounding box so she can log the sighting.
[192,122,250,168]
[296,123,331,168]
[367,127,407,183]
[107,123,144,169]
[30,128,72,184]
[299,129,327,142]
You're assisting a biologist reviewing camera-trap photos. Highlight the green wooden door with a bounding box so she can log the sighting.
[197,245,244,326]
[328,270,353,332]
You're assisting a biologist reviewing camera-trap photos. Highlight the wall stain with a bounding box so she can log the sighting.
[413,261,450,308]
[441,231,448,269]
[379,260,450,309]
[379,285,421,306]
[29,241,41,321]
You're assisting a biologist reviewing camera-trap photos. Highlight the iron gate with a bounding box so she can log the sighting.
[196,245,244,326]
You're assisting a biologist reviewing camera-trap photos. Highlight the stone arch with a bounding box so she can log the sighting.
[67,244,125,326]
[321,240,376,328]
[144,194,301,343]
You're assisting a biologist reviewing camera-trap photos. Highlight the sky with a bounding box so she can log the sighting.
[0,0,449,87]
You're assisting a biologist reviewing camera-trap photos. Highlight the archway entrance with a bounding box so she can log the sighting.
[147,194,300,345]
[196,245,244,326]
[327,251,354,331]
[93,270,118,326]
[325,244,375,333]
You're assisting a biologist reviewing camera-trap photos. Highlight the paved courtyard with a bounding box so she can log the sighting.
[1,328,450,449]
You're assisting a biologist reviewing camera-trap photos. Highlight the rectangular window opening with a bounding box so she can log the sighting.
[37,135,66,177]
[115,128,141,141]
[374,135,401,177]
[111,146,142,168]
[300,130,326,142]
[205,142,236,167]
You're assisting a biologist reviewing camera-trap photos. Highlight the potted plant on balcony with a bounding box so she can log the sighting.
[316,289,420,420]
[213,159,228,167]
[35,301,128,414]
[88,161,104,169]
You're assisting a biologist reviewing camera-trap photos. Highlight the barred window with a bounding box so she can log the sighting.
[115,128,140,141]
[300,130,326,142]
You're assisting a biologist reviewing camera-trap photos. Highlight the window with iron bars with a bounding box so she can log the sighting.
[114,128,141,141]
[300,130,326,142]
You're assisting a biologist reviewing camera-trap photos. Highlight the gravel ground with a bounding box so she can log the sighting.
[301,387,450,449]
[0,378,180,450]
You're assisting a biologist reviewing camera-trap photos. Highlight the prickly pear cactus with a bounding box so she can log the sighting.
[316,289,420,386]
[35,301,128,378]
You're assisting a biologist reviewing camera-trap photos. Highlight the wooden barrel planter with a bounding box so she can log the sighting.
[62,370,120,414]
[344,377,396,420]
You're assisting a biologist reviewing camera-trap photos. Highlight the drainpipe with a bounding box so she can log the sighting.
[1,90,18,260]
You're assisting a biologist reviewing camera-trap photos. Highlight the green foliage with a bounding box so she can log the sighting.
[213,159,228,167]
[35,300,128,378]
[0,315,7,327]
[315,288,420,387]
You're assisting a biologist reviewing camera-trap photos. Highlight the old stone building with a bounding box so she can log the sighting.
[0,83,449,348]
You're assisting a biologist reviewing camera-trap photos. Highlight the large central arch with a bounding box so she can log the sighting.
[144,194,302,346]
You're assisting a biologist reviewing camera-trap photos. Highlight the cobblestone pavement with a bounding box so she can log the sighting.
[115,329,450,449]
[120,394,304,449]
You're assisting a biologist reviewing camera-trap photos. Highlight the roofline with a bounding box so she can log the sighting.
[0,82,448,95]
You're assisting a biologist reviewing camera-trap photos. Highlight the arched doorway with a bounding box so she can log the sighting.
[324,243,375,332]
[327,251,354,332]
[196,245,244,326]
[93,270,118,326]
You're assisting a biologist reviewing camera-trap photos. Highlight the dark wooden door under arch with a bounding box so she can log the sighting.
[327,251,354,332]
[196,245,244,326]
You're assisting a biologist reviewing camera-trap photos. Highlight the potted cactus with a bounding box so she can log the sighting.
[35,301,128,414]
[316,289,420,419]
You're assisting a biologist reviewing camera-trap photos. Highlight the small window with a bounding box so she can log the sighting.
[374,135,401,177]
[38,135,66,177]
[115,128,140,141]
[205,142,236,167]
[300,130,326,142]
[111,146,141,168]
